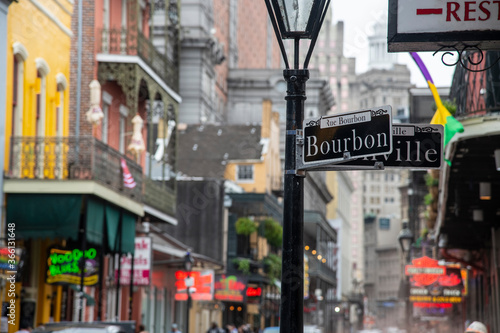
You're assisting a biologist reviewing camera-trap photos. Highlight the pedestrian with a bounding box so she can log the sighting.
[229,324,238,333]
[207,322,224,333]
[138,324,148,333]
[14,322,31,333]
[465,321,488,333]
[171,323,182,333]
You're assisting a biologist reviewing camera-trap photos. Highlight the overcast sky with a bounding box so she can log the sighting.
[331,0,456,88]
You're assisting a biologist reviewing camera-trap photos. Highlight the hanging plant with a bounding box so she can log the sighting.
[233,258,251,275]
[235,217,258,236]
[424,173,439,187]
[263,253,282,281]
[432,99,457,115]
[424,193,434,206]
[263,218,283,248]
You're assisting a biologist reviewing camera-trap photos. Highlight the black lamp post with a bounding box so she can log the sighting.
[397,221,414,333]
[264,1,330,333]
[184,251,194,333]
[398,220,414,263]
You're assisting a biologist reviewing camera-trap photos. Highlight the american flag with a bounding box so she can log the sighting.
[120,158,136,189]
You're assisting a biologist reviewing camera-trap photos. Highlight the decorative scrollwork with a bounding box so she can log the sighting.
[416,126,439,133]
[371,109,388,117]
[434,44,500,72]
[305,119,320,127]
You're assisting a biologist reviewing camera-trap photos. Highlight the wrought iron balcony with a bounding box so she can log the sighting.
[450,51,500,118]
[8,136,143,201]
[144,177,176,217]
[98,28,179,92]
[307,255,337,286]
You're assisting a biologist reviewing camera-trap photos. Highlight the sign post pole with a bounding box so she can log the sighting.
[281,68,308,333]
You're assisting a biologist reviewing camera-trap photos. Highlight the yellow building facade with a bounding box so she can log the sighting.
[224,100,282,194]
[4,0,73,169]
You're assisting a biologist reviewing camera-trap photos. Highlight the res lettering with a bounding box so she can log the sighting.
[447,1,500,21]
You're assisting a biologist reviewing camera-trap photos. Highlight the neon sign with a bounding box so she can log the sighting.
[175,270,214,301]
[246,287,262,297]
[214,275,246,302]
[46,247,99,286]
[406,257,464,303]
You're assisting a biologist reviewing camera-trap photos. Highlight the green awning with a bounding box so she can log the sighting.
[105,204,135,254]
[7,194,135,254]
[121,211,136,254]
[7,194,83,240]
[86,197,104,245]
[106,204,120,252]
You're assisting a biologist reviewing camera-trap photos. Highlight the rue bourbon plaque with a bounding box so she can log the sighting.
[299,106,393,169]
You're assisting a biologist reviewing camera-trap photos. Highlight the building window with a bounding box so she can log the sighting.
[12,42,28,138]
[119,105,128,154]
[55,73,68,137]
[237,165,253,182]
[102,91,112,144]
[11,57,23,137]
[35,58,50,137]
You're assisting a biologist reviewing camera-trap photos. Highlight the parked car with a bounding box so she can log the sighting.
[32,322,135,333]
[263,328,279,333]
[264,326,321,333]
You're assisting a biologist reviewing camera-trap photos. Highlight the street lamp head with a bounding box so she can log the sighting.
[398,221,414,253]
[184,251,194,272]
[265,0,330,69]
[269,0,327,39]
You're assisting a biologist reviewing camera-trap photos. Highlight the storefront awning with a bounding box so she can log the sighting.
[7,194,82,240]
[7,194,136,254]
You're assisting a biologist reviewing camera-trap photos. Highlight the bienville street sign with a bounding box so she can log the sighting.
[333,124,443,170]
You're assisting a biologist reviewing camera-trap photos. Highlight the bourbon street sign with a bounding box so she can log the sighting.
[335,124,443,170]
[297,106,392,170]
[388,0,500,52]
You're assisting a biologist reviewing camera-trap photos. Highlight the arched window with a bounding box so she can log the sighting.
[55,73,67,179]
[35,58,50,137]
[56,73,68,137]
[12,42,28,137]
[35,58,50,178]
[11,42,28,178]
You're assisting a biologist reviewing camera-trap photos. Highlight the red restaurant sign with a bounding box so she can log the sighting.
[175,270,214,301]
[405,256,445,286]
[405,256,465,303]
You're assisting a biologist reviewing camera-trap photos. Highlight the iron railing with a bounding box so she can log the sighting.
[8,136,143,201]
[450,51,500,117]
[144,177,176,216]
[307,256,337,281]
[98,28,179,91]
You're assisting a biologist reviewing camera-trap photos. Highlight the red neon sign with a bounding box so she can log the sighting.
[246,287,262,297]
[414,302,452,308]
[405,256,445,286]
[175,270,214,301]
[214,275,246,302]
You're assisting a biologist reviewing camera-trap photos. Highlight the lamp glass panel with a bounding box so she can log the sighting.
[480,182,491,200]
[400,238,412,252]
[494,149,500,171]
[277,0,315,33]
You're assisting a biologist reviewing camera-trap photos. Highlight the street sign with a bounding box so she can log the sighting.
[335,124,443,170]
[297,106,392,170]
[388,0,500,51]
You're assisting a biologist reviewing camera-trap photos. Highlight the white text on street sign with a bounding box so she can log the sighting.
[298,106,392,170]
